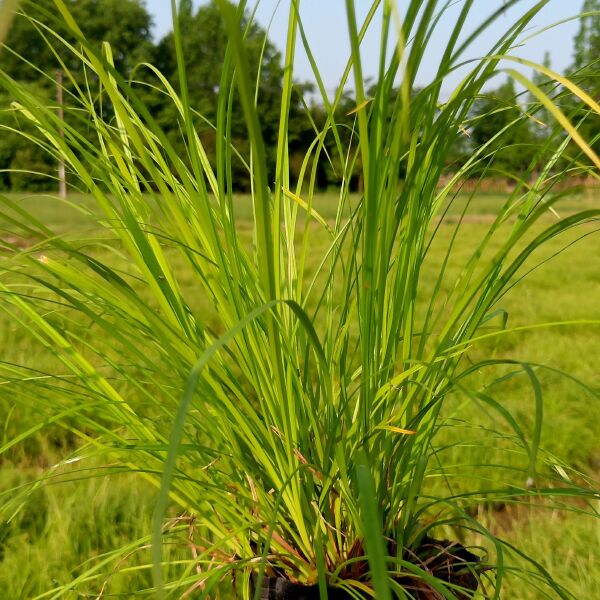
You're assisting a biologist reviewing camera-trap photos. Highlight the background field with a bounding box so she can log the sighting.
[1,191,599,598]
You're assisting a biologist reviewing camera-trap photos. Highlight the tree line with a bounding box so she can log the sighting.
[0,0,598,192]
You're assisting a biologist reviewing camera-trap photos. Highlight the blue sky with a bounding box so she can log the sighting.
[145,1,581,96]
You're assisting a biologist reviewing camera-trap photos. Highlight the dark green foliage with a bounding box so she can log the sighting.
[469,78,536,176]
[0,0,153,190]
[566,0,600,158]
[528,51,555,140]
[572,0,600,90]
[0,84,56,191]
[149,0,284,190]
[0,0,597,192]
[1,0,152,83]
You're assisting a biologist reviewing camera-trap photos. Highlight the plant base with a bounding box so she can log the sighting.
[254,536,482,599]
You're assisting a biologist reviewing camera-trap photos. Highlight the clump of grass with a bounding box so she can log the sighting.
[0,0,599,598]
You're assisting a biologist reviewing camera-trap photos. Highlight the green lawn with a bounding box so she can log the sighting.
[3,187,599,227]
[1,191,599,598]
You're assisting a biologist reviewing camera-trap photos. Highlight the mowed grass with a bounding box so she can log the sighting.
[0,191,599,598]
[2,187,598,234]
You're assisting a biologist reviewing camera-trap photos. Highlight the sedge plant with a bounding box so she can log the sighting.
[0,0,599,598]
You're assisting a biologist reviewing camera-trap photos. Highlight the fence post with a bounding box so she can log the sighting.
[56,68,67,199]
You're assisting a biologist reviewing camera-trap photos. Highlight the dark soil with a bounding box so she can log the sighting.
[255,536,484,599]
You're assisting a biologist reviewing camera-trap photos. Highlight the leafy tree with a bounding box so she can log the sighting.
[0,0,153,190]
[528,51,556,139]
[285,82,333,190]
[0,83,57,191]
[150,0,284,190]
[572,0,600,93]
[308,87,365,191]
[566,0,600,157]
[1,0,153,84]
[469,78,535,176]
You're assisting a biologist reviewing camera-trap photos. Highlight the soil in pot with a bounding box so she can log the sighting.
[254,536,482,599]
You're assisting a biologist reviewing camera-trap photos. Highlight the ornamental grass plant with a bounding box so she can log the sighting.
[0,0,599,598]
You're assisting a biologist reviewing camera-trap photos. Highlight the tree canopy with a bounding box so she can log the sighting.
[470,78,535,176]
[572,0,600,91]
[149,0,285,188]
[0,0,597,191]
[1,0,153,83]
[0,0,154,190]
[568,0,600,156]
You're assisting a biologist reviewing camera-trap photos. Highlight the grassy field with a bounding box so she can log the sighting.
[1,191,599,598]
[2,188,599,233]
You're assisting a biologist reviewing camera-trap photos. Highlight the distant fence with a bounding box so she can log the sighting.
[438,176,600,194]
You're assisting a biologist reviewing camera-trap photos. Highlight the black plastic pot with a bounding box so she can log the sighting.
[253,537,482,599]
[255,577,354,600]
